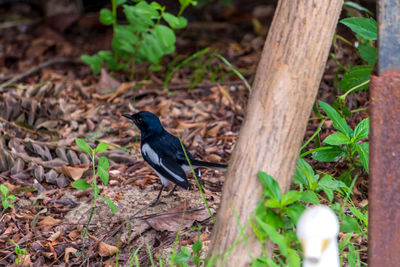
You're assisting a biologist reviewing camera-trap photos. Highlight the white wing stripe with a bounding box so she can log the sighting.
[142,143,160,164]
[142,143,184,182]
[160,161,185,182]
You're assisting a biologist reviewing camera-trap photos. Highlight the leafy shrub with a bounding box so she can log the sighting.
[82,0,197,75]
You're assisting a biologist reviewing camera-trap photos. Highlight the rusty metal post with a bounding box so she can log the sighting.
[369,0,400,265]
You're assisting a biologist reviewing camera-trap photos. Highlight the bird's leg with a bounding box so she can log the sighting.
[194,168,205,188]
[150,185,165,206]
[165,185,178,198]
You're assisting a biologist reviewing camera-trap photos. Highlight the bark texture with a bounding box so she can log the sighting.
[209,1,344,265]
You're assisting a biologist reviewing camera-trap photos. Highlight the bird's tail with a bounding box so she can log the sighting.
[190,159,227,171]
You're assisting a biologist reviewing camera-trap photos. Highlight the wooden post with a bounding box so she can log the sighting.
[209,1,343,265]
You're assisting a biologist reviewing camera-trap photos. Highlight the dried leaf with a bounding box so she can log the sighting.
[64,247,78,263]
[146,203,212,231]
[22,254,32,267]
[97,68,121,93]
[47,231,62,242]
[37,216,61,227]
[98,242,118,257]
[68,230,80,240]
[61,164,89,181]
[107,81,136,102]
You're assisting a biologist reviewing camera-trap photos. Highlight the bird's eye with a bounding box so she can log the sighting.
[137,118,143,124]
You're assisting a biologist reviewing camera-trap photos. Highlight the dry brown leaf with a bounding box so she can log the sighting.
[98,242,118,257]
[68,230,81,240]
[64,247,77,263]
[37,216,61,226]
[107,81,136,102]
[207,122,228,137]
[22,254,32,267]
[146,203,212,232]
[47,230,62,242]
[61,164,89,181]
[97,68,121,93]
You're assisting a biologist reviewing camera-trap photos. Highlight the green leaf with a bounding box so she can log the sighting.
[358,43,377,65]
[99,8,114,25]
[342,215,360,234]
[322,188,334,202]
[256,218,288,256]
[116,0,127,5]
[285,203,306,225]
[343,2,373,15]
[192,241,202,254]
[138,25,176,64]
[353,118,369,142]
[75,138,92,155]
[174,246,191,263]
[300,191,320,204]
[319,101,353,137]
[131,1,159,18]
[281,191,301,206]
[318,175,346,190]
[7,195,16,201]
[102,196,116,213]
[258,171,281,201]
[98,156,110,170]
[81,54,103,75]
[349,206,368,227]
[293,158,314,186]
[355,142,369,173]
[149,64,163,72]
[265,209,284,230]
[323,132,351,145]
[162,12,188,29]
[95,143,108,153]
[340,17,377,40]
[265,198,281,208]
[98,51,119,71]
[72,179,92,190]
[287,248,301,267]
[0,185,8,196]
[150,2,163,10]
[123,4,156,32]
[2,199,9,209]
[312,146,345,162]
[98,166,109,185]
[339,65,373,92]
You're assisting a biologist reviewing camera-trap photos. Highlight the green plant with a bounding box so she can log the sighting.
[12,241,27,266]
[333,6,377,108]
[0,184,16,210]
[72,138,116,243]
[252,171,364,266]
[303,101,369,182]
[82,0,197,75]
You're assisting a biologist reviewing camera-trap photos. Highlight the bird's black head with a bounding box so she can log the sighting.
[123,111,164,136]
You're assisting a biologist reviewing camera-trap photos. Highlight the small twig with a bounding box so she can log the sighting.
[0,58,83,89]
[0,117,37,135]
[162,80,246,91]
[130,207,205,220]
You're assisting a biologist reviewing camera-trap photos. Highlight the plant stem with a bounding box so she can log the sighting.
[339,79,370,102]
[112,0,117,61]
[179,139,215,222]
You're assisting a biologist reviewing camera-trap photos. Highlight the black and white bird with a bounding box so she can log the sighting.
[123,111,227,205]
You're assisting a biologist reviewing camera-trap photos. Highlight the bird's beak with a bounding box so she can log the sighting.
[122,114,134,120]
